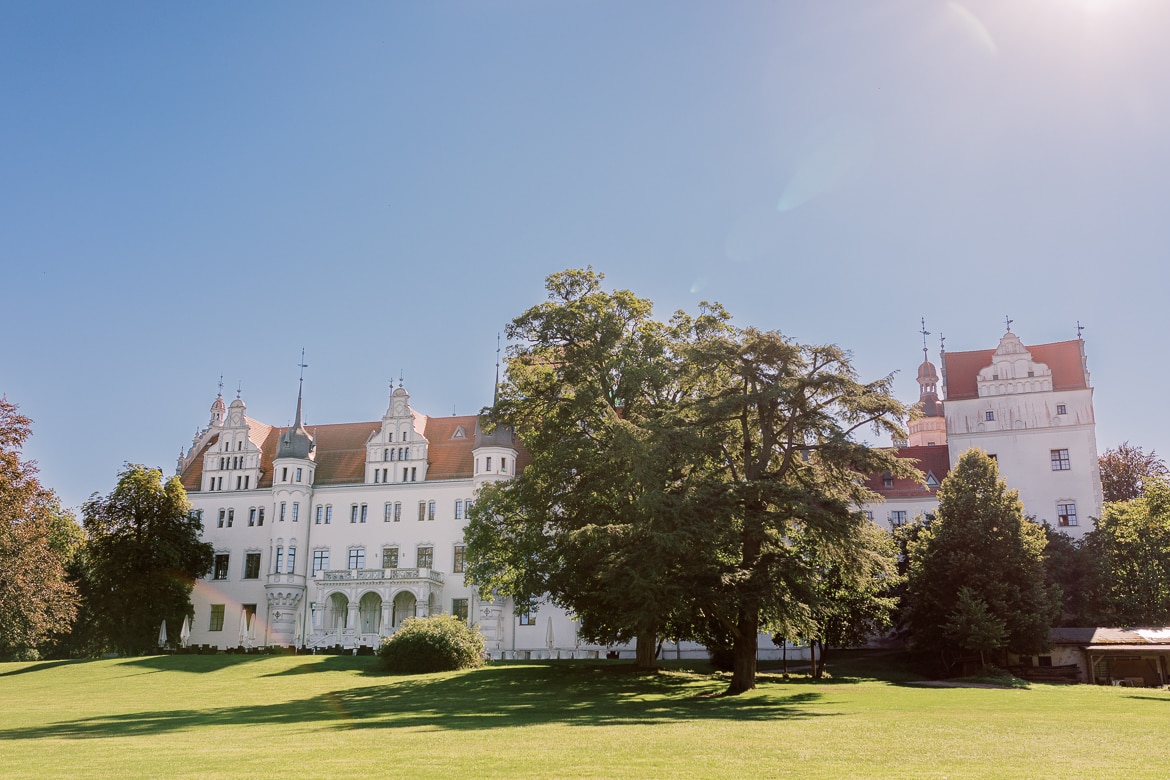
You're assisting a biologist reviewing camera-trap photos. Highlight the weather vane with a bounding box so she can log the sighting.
[1076,321,1084,339]
[217,375,224,396]
[919,317,931,358]
[1004,315,1013,332]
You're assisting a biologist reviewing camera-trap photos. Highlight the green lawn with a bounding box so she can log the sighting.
[1,653,1167,778]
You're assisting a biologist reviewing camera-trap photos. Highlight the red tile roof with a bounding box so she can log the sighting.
[180,413,528,491]
[943,339,1087,401]
[864,445,951,499]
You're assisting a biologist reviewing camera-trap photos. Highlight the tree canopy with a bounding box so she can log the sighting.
[0,398,79,660]
[81,464,213,654]
[1081,478,1170,626]
[466,268,915,692]
[1099,442,1168,503]
[905,449,1058,669]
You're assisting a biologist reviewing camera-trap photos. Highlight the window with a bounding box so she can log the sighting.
[384,547,399,568]
[360,504,368,523]
[295,467,302,483]
[236,476,242,490]
[209,604,225,631]
[257,507,265,526]
[243,552,261,579]
[382,468,387,483]
[428,501,436,521]
[486,456,493,472]
[281,467,288,482]
[227,508,234,527]
[244,476,249,489]
[394,502,401,522]
[242,604,257,631]
[275,546,283,573]
[417,546,433,569]
[280,502,286,522]
[384,502,394,522]
[249,508,257,527]
[890,511,908,526]
[384,448,389,461]
[316,506,323,524]
[374,470,379,484]
[286,547,296,574]
[292,502,299,522]
[217,476,222,491]
[518,602,536,625]
[1051,449,1071,471]
[501,457,507,473]
[351,505,359,524]
[1058,503,1078,527]
[410,467,417,481]
[863,511,874,521]
[312,550,329,574]
[454,500,463,520]
[213,554,230,580]
[348,548,365,570]
[1056,403,1067,416]
[418,502,426,522]
[985,411,995,421]
[453,545,466,573]
[452,598,469,622]
[325,505,332,524]
[465,498,473,516]
[218,509,225,528]
[882,473,893,489]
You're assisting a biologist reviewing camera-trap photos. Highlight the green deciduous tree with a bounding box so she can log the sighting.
[466,268,701,669]
[1099,442,1169,503]
[906,449,1058,671]
[1082,479,1170,625]
[0,398,79,660]
[944,587,1007,668]
[82,464,214,655]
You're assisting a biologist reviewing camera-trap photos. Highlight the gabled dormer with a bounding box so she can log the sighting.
[367,383,429,483]
[977,331,1053,396]
[201,394,264,492]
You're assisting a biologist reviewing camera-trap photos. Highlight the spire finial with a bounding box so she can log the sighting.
[294,349,308,429]
[236,381,242,400]
[398,369,404,388]
[919,317,931,360]
[1005,315,1013,332]
[939,331,946,353]
[494,332,501,406]
[1076,320,1084,339]
[217,375,224,397]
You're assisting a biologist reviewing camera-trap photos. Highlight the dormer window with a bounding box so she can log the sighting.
[985,411,995,421]
[281,467,288,482]
[501,457,507,473]
[1056,404,1067,415]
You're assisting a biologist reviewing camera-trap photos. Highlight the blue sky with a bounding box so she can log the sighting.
[3,0,1167,511]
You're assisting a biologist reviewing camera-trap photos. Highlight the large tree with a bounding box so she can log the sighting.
[905,449,1058,671]
[1099,442,1169,503]
[1081,478,1170,626]
[0,398,79,660]
[466,268,700,668]
[680,327,914,693]
[82,464,213,655]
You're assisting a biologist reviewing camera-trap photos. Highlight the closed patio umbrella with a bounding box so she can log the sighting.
[158,621,167,649]
[179,616,191,648]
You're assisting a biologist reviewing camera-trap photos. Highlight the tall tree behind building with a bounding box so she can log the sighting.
[1099,442,1169,503]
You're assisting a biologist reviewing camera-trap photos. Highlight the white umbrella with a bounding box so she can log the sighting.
[238,610,248,648]
[248,612,257,647]
[546,616,555,653]
[179,616,191,648]
[158,620,168,649]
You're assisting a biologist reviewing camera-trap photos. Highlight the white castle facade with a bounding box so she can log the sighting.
[177,325,1103,653]
[862,327,1104,536]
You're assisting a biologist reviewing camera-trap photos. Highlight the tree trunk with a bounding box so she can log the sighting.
[807,639,816,680]
[782,639,788,677]
[634,630,658,670]
[727,614,758,694]
[814,640,827,679]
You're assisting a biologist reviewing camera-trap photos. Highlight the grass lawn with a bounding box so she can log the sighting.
[1,652,1167,778]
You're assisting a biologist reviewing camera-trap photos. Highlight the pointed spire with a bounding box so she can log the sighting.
[494,332,501,406]
[295,348,308,428]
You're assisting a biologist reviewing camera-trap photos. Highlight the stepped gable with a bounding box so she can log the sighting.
[944,339,1088,401]
[864,444,951,499]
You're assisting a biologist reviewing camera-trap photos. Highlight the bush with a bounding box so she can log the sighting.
[377,616,485,674]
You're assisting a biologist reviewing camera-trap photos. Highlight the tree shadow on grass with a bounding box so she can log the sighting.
[0,661,831,740]
[0,659,88,677]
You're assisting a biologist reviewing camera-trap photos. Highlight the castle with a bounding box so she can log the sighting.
[177,325,1103,652]
[862,325,1103,535]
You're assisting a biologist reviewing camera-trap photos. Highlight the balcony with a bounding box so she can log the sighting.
[266,573,307,587]
[316,567,444,585]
